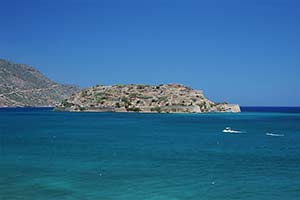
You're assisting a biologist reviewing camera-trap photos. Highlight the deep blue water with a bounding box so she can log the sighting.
[241,106,300,113]
[1,108,300,200]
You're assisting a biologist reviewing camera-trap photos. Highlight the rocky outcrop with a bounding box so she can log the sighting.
[0,59,80,107]
[56,84,240,113]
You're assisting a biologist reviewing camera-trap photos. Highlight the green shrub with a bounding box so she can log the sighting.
[96,96,106,103]
[62,99,74,107]
[129,93,139,98]
[79,107,86,111]
[150,106,161,113]
[126,107,141,112]
[121,97,129,103]
[199,101,206,108]
[139,95,152,99]
[95,92,105,97]
[158,96,168,102]
[81,90,88,97]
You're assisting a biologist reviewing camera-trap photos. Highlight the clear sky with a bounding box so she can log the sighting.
[1,0,299,106]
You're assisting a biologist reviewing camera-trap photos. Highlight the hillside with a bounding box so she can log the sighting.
[0,59,80,107]
[56,84,240,113]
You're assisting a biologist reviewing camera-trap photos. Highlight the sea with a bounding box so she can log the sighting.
[0,107,300,200]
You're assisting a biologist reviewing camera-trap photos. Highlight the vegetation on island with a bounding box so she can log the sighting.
[56,84,240,113]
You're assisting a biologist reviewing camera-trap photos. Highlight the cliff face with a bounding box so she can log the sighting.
[56,84,240,113]
[0,59,80,107]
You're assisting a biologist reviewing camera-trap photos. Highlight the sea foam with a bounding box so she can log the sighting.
[266,132,284,137]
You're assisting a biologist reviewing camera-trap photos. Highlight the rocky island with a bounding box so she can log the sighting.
[56,84,240,113]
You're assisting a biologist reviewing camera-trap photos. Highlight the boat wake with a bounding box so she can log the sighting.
[266,132,284,137]
[222,127,244,134]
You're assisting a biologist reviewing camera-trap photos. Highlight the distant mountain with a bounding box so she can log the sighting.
[0,59,80,107]
[56,84,240,113]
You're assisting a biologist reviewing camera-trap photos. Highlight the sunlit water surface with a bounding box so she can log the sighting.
[1,108,300,200]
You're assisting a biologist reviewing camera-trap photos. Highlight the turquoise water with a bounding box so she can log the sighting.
[1,109,300,200]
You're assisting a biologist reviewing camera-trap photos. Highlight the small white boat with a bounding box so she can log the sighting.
[222,127,242,133]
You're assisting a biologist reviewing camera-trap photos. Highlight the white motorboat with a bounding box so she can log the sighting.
[222,127,242,133]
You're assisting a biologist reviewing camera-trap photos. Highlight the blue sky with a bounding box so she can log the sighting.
[1,0,299,106]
